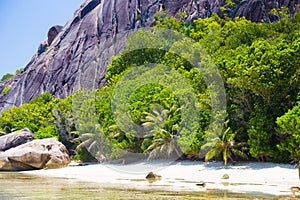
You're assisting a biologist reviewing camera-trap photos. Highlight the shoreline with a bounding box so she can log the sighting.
[22,161,299,197]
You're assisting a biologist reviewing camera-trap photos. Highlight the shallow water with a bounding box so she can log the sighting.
[0,172,291,199]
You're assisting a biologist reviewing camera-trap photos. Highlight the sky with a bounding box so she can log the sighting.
[0,0,84,78]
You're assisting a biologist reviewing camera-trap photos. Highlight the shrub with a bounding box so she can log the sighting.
[0,73,14,82]
[1,87,10,96]
[35,125,59,139]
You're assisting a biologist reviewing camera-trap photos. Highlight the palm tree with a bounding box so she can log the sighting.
[108,124,138,151]
[73,92,110,162]
[142,104,183,160]
[203,126,248,166]
[76,123,108,162]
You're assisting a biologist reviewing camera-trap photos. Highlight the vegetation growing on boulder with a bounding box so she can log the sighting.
[1,87,10,96]
[0,74,14,82]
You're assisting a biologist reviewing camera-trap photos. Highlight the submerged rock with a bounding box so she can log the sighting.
[0,138,70,171]
[196,181,206,187]
[146,171,162,183]
[221,174,230,179]
[0,128,34,152]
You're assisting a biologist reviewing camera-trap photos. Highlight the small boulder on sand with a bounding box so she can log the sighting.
[222,174,230,179]
[196,181,206,187]
[146,172,162,183]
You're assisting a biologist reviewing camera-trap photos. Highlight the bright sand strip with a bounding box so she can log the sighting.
[23,161,299,197]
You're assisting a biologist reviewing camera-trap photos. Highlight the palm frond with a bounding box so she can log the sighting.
[205,144,222,161]
[87,140,100,153]
[146,141,161,152]
[142,121,154,128]
[79,132,97,140]
[142,104,183,160]
[111,132,121,138]
[76,138,93,150]
[232,148,248,159]
[201,138,221,149]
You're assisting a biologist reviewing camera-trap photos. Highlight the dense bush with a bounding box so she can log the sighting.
[0,11,299,163]
[0,74,14,82]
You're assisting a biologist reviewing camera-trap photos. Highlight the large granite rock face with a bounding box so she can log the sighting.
[0,129,34,151]
[0,138,70,171]
[0,0,299,112]
[37,25,64,56]
[232,0,300,22]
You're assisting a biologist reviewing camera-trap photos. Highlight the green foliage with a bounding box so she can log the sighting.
[247,111,274,160]
[73,147,95,162]
[53,94,77,146]
[45,46,49,53]
[269,6,290,20]
[0,68,26,83]
[219,1,242,17]
[0,73,14,82]
[15,68,24,74]
[0,11,299,164]
[203,121,248,165]
[128,84,180,124]
[154,11,184,32]
[142,104,183,160]
[205,11,300,162]
[73,90,112,161]
[1,87,10,96]
[35,125,59,139]
[276,102,300,160]
[0,92,59,137]
[105,27,210,158]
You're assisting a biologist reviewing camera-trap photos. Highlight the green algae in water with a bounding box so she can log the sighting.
[0,172,292,199]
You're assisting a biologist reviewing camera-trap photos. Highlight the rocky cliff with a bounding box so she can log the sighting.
[0,0,299,112]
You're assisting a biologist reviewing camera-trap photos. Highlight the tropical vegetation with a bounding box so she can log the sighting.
[0,9,299,164]
[0,68,24,82]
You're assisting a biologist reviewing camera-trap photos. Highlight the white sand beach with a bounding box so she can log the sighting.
[23,161,300,197]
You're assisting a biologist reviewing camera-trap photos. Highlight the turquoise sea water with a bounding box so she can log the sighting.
[0,172,289,199]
